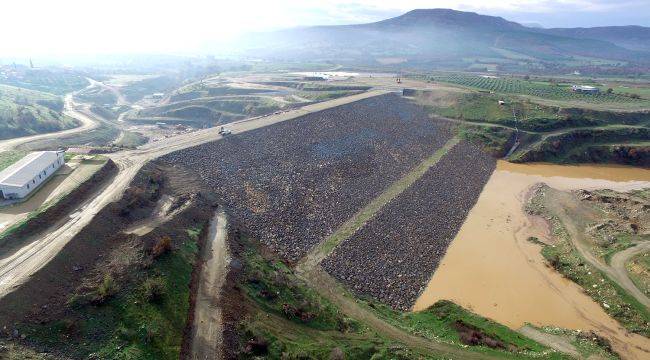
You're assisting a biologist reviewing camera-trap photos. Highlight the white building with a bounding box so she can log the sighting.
[0,151,65,200]
[571,85,600,94]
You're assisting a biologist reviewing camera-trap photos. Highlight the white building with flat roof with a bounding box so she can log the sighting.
[571,85,600,94]
[0,151,65,200]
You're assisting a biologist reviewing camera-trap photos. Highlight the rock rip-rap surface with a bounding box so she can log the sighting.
[322,140,496,310]
[160,93,454,261]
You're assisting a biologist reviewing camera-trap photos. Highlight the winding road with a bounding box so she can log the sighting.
[0,93,100,152]
[545,190,650,308]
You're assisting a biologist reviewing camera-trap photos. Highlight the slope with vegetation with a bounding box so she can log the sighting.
[131,79,368,127]
[0,66,89,95]
[410,78,650,165]
[0,84,78,140]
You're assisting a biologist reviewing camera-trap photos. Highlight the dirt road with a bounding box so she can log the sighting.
[611,242,650,297]
[190,210,229,360]
[0,90,388,299]
[546,191,650,308]
[0,93,100,152]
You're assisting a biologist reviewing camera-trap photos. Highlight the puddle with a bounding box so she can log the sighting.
[413,161,650,359]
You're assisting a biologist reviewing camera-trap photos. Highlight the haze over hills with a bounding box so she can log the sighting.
[235,8,650,72]
[536,26,650,52]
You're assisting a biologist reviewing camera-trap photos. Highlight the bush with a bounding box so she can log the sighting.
[95,274,117,303]
[142,277,166,303]
[152,236,172,258]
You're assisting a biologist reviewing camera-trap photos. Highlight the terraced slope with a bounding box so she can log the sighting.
[322,140,496,309]
[161,93,454,261]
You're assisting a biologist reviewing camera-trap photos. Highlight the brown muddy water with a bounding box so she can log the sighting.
[413,161,650,359]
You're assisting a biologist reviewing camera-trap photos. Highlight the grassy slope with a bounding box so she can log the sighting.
[0,69,88,95]
[412,86,650,165]
[627,252,650,298]
[135,81,365,125]
[0,150,28,171]
[235,235,588,359]
[0,84,77,140]
[20,226,202,359]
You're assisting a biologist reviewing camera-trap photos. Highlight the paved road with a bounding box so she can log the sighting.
[190,210,229,360]
[0,92,100,152]
[0,90,388,299]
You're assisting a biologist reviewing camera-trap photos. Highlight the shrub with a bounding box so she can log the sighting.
[152,235,172,258]
[142,277,166,303]
[95,274,117,303]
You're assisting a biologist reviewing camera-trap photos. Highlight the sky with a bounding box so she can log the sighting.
[1,0,648,57]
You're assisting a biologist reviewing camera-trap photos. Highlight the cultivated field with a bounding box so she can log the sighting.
[160,93,454,261]
[423,73,650,110]
[322,140,496,309]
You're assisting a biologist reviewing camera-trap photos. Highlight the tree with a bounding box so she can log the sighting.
[606,88,613,94]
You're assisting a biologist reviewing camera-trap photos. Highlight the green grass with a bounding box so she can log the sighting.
[365,300,566,359]
[0,150,28,171]
[114,131,148,148]
[239,235,429,359]
[458,125,515,157]
[627,252,650,298]
[238,234,576,359]
[514,126,650,164]
[601,234,644,265]
[20,226,202,359]
[0,84,78,140]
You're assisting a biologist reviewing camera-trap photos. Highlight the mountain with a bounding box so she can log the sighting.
[233,9,650,70]
[537,26,650,52]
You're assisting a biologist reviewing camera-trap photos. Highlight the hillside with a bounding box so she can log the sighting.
[235,9,650,72]
[0,84,78,140]
[538,26,650,52]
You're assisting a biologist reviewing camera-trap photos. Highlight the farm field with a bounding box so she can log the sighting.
[160,93,454,261]
[322,140,495,310]
[421,72,650,110]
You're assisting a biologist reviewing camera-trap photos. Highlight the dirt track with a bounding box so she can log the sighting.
[611,242,650,298]
[0,90,388,299]
[545,191,650,308]
[0,92,100,152]
[190,210,229,360]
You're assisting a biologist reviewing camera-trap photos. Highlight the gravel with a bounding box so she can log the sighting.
[160,93,454,262]
[322,140,496,310]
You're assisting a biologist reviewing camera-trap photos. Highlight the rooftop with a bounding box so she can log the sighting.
[0,151,63,187]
